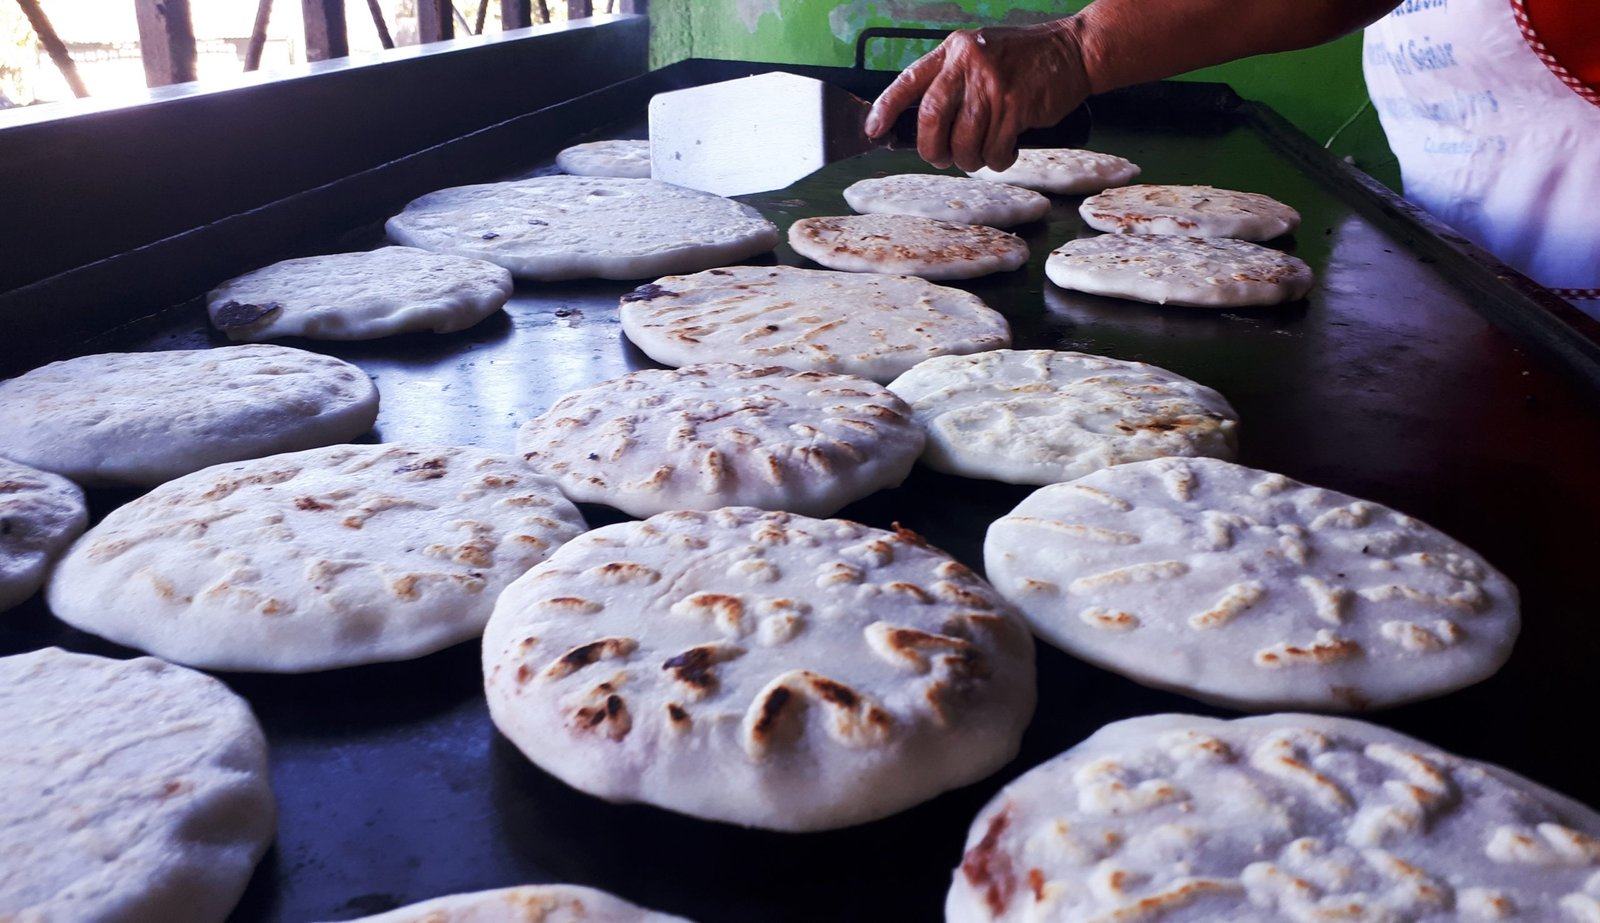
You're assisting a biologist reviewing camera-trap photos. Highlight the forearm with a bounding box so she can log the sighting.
[866,0,1402,171]
[1067,0,1401,94]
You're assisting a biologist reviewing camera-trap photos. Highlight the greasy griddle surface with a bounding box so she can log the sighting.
[4,96,1600,923]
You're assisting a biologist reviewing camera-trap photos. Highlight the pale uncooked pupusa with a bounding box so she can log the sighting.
[843,173,1050,227]
[483,507,1037,831]
[206,246,513,341]
[0,648,276,923]
[0,456,87,613]
[0,345,378,487]
[948,712,1600,923]
[985,456,1518,711]
[968,148,1141,195]
[385,176,779,280]
[555,139,652,178]
[47,443,587,672]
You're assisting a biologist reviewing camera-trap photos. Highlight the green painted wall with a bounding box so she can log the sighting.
[647,0,1397,187]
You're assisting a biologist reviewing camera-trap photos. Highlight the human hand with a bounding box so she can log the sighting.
[864,18,1092,173]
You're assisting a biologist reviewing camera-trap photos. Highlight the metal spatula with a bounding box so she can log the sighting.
[649,71,1091,197]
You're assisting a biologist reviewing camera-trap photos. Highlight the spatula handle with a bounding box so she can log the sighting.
[877,102,1095,157]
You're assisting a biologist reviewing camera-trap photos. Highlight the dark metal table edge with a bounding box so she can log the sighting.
[6,59,1597,402]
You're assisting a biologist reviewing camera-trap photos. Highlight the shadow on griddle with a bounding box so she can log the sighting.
[831,466,1033,573]
[486,732,970,923]
[267,309,518,362]
[223,640,486,737]
[1041,279,1313,327]
[617,329,666,372]
[0,596,157,660]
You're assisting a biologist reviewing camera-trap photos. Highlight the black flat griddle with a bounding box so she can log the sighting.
[3,52,1600,923]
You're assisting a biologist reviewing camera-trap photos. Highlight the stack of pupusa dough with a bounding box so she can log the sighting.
[790,172,1046,281]
[1049,183,1314,307]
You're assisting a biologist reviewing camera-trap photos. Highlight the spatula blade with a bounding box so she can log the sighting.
[649,72,877,197]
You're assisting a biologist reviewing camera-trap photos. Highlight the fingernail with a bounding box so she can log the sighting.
[864,109,881,136]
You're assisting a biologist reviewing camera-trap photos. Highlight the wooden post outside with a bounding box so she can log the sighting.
[364,0,395,48]
[534,0,549,23]
[301,0,349,62]
[473,0,488,34]
[566,0,591,20]
[13,0,89,97]
[500,0,530,29]
[417,0,454,43]
[133,0,197,86]
[244,0,274,71]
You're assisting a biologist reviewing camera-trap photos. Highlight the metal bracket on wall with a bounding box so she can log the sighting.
[853,26,952,70]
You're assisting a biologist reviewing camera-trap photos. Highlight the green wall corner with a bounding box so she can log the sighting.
[647,0,1398,189]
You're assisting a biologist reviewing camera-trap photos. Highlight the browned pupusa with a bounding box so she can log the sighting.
[482,507,1037,831]
[1046,234,1314,307]
[1078,184,1301,240]
[985,457,1519,711]
[517,363,925,517]
[46,443,587,672]
[947,714,1600,923]
[618,265,1011,382]
[788,213,1029,280]
[887,349,1239,485]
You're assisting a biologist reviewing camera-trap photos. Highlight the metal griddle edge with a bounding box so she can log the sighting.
[2,33,1600,923]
